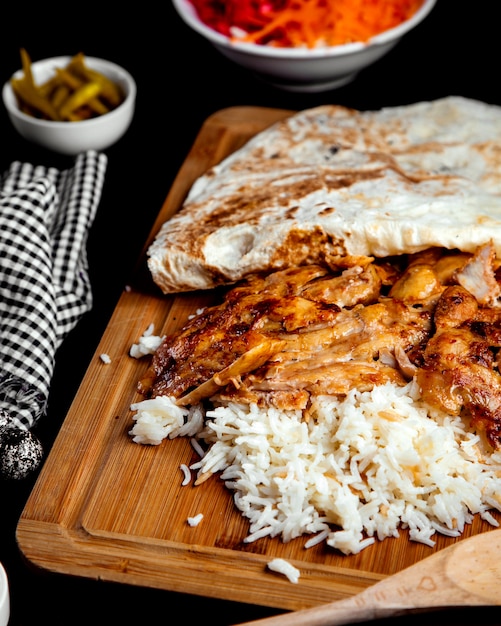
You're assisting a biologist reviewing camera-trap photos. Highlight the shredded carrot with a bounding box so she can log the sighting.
[188,0,425,48]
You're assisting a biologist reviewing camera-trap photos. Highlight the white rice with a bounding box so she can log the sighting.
[129,324,165,359]
[129,380,501,555]
[187,513,204,527]
[267,558,300,584]
[129,397,203,445]
[180,463,191,486]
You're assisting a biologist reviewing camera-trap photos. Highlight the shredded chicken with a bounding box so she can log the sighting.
[139,240,501,449]
[455,241,501,307]
[417,282,501,448]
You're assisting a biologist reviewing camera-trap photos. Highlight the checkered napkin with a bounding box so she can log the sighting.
[0,151,107,479]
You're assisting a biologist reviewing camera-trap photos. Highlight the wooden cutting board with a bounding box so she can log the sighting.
[16,106,498,612]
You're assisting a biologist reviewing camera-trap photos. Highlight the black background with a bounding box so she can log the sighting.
[1,1,500,623]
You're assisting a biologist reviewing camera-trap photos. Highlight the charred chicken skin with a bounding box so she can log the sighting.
[139,241,501,449]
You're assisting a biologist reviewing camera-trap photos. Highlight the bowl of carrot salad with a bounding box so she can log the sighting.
[172,0,436,92]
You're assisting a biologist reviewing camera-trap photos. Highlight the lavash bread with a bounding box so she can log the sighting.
[148,96,501,294]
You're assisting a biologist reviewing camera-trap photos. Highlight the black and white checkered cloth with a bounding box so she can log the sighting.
[0,151,107,479]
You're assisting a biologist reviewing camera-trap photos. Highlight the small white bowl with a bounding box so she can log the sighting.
[0,563,9,626]
[173,0,436,92]
[2,55,136,155]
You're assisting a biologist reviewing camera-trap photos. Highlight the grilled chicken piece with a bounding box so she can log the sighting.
[177,340,286,407]
[142,259,433,409]
[417,319,501,448]
[455,240,501,307]
[143,266,347,400]
[222,299,432,409]
[416,244,501,448]
[142,242,501,449]
[389,263,443,303]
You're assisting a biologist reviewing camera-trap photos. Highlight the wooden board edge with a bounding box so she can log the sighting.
[16,517,383,611]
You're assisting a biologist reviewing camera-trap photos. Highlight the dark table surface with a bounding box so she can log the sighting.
[1,1,500,624]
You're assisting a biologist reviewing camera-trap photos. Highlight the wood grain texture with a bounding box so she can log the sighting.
[16,106,500,612]
[239,527,501,625]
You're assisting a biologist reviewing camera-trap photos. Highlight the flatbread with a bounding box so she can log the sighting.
[148,96,501,294]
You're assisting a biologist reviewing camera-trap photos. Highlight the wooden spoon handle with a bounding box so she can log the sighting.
[237,528,501,626]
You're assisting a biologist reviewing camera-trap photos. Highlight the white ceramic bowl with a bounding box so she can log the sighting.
[2,56,136,155]
[0,563,9,626]
[173,0,436,92]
